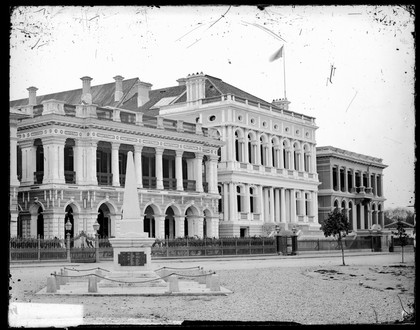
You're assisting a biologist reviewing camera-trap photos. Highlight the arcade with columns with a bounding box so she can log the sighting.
[316,146,387,233]
[10,76,223,239]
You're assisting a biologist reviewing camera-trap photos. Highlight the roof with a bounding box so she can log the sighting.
[10,74,281,116]
[316,145,387,168]
[9,78,139,109]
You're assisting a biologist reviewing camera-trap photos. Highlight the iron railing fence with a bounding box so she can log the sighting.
[10,235,413,261]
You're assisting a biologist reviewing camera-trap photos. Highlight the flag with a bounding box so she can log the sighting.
[269,45,284,62]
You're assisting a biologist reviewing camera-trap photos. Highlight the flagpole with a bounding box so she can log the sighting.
[283,46,287,99]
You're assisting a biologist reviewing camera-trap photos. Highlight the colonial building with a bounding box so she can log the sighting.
[10,72,321,239]
[9,76,223,239]
[149,73,321,237]
[316,146,387,233]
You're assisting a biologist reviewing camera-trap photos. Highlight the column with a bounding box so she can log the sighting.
[111,143,120,186]
[83,141,97,185]
[174,216,184,238]
[134,145,143,188]
[256,136,261,165]
[379,174,384,197]
[74,140,84,184]
[226,126,233,162]
[343,167,348,192]
[280,188,286,223]
[267,141,273,167]
[290,189,296,223]
[279,145,284,169]
[263,188,269,222]
[257,185,264,220]
[243,134,249,164]
[19,141,34,185]
[269,187,275,222]
[244,184,250,214]
[352,203,357,230]
[330,165,334,190]
[360,204,365,230]
[175,150,184,191]
[223,183,229,221]
[367,170,371,189]
[312,191,318,221]
[274,188,280,222]
[299,150,304,172]
[10,132,19,186]
[220,126,227,162]
[337,166,341,192]
[229,182,236,222]
[155,147,164,190]
[58,142,65,183]
[154,215,165,239]
[196,218,204,238]
[206,155,218,194]
[195,152,203,192]
[373,173,377,196]
[351,169,356,192]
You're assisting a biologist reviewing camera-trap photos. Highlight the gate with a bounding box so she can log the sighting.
[70,231,96,263]
[371,235,382,252]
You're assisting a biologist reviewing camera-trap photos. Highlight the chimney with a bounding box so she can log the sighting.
[113,75,124,102]
[27,86,38,106]
[80,76,93,104]
[137,80,153,107]
[272,98,291,111]
[185,72,206,102]
[176,78,186,86]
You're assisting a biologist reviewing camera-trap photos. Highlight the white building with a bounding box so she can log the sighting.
[156,73,321,237]
[10,76,223,239]
[9,72,321,239]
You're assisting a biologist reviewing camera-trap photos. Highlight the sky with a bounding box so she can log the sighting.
[9,5,415,210]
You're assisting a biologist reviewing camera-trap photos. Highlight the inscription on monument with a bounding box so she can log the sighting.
[118,252,147,266]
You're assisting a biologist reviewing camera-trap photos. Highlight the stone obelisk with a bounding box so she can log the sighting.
[108,151,155,271]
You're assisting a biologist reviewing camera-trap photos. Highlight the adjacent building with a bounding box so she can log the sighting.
[316,146,388,234]
[9,76,223,239]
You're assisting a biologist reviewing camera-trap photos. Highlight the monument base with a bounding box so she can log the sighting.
[109,236,156,271]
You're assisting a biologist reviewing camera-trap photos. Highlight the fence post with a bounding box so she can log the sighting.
[221,238,223,256]
[318,238,320,251]
[66,233,71,262]
[37,234,41,261]
[262,238,265,254]
[235,238,237,255]
[166,239,169,257]
[95,233,100,263]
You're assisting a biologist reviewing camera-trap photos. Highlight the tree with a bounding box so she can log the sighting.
[320,209,351,266]
[391,220,410,263]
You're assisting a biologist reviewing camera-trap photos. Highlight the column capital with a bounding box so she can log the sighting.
[134,144,143,152]
[111,142,121,149]
[175,149,184,157]
[41,135,67,145]
[155,147,164,155]
[18,139,35,149]
[195,151,204,159]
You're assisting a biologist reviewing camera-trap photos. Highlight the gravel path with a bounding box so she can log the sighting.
[9,252,415,325]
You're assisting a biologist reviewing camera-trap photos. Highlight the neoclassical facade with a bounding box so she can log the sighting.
[10,76,223,239]
[156,73,321,236]
[316,146,387,233]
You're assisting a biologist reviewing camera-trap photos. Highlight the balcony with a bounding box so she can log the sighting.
[64,171,75,184]
[163,178,177,190]
[34,171,43,184]
[97,172,112,186]
[183,179,196,191]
